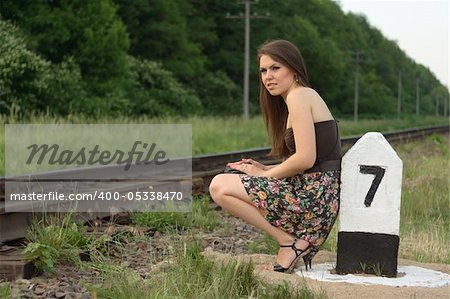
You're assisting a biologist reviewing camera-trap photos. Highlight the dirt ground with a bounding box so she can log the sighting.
[202,248,450,299]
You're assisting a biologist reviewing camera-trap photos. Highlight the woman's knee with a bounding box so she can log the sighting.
[209,173,248,204]
[209,174,226,201]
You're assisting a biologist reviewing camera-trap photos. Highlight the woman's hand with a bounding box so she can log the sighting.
[242,158,268,170]
[227,158,268,169]
[227,159,269,176]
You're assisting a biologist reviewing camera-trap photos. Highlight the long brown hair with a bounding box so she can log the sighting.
[257,39,311,159]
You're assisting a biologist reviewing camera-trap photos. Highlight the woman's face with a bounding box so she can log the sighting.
[259,54,297,99]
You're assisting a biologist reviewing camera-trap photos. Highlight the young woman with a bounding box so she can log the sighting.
[209,39,341,274]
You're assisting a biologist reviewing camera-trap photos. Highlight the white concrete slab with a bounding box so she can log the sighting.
[296,263,450,288]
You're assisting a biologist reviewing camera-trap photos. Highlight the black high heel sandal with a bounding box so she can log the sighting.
[273,241,312,274]
[302,247,318,271]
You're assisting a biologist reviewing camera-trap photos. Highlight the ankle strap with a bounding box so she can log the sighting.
[279,240,297,248]
[280,241,310,256]
[280,241,301,252]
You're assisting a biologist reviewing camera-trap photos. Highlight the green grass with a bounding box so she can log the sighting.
[130,195,217,232]
[396,134,449,263]
[0,282,11,299]
[86,237,326,299]
[23,212,89,274]
[17,197,324,298]
[0,114,448,175]
[246,232,279,254]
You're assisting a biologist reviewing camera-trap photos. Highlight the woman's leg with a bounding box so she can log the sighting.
[209,173,309,268]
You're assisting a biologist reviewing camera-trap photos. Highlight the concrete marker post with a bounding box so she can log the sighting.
[336,132,403,277]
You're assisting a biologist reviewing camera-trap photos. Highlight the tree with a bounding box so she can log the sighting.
[279,16,346,109]
[115,0,205,82]
[127,57,202,116]
[0,19,86,116]
[2,0,447,118]
[360,71,396,116]
[1,0,130,95]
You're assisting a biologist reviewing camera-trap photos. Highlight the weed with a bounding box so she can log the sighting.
[372,263,383,276]
[85,233,117,261]
[23,212,88,273]
[360,262,367,273]
[220,221,232,236]
[397,135,450,263]
[130,210,187,232]
[86,236,326,298]
[187,195,218,231]
[130,195,217,232]
[0,282,11,299]
[247,233,279,254]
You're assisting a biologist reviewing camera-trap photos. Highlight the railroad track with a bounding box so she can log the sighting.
[0,124,448,244]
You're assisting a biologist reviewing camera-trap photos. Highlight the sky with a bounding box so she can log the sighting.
[336,0,449,88]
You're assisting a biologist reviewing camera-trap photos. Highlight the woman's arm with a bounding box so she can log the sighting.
[265,164,278,170]
[263,88,317,178]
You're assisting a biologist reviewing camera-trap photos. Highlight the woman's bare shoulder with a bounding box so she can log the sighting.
[288,87,332,121]
[300,87,322,99]
[287,87,321,104]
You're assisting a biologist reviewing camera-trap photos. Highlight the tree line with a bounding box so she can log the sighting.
[1,0,448,119]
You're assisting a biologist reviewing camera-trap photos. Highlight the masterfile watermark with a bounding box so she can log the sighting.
[5,124,192,213]
[26,141,169,171]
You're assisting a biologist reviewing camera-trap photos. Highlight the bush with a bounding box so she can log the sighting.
[0,19,50,115]
[0,19,87,116]
[127,56,203,116]
[194,71,242,116]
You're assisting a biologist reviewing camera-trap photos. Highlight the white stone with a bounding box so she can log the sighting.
[296,263,450,288]
[339,132,403,235]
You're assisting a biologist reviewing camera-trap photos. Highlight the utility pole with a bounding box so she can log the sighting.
[445,94,448,117]
[415,77,420,115]
[435,95,439,116]
[397,70,402,118]
[226,1,269,120]
[353,51,360,122]
[347,50,367,121]
[243,0,250,120]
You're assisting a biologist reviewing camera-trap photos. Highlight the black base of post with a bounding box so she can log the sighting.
[336,232,399,277]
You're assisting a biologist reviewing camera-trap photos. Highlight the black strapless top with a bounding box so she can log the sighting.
[284,119,342,172]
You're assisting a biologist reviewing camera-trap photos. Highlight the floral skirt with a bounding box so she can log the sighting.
[240,171,340,250]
